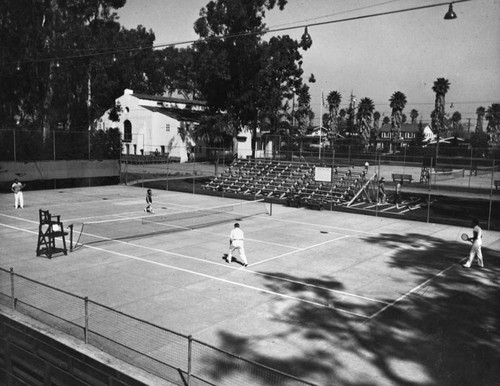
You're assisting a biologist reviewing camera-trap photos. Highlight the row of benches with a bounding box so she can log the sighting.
[204,160,367,205]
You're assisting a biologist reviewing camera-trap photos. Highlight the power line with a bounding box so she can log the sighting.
[11,0,475,67]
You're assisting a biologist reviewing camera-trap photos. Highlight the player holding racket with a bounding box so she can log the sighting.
[462,218,484,268]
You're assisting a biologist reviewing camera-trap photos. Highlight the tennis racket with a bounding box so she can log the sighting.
[461,233,470,242]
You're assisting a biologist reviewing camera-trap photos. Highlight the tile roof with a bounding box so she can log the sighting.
[141,106,205,122]
[132,93,206,106]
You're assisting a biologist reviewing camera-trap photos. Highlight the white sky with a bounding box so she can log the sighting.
[116,0,500,127]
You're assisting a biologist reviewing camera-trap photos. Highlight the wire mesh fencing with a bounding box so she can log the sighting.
[0,267,317,386]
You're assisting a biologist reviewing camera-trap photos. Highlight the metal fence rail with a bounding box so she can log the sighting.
[0,267,317,386]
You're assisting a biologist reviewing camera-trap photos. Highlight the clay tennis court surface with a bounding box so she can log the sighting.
[1,185,499,385]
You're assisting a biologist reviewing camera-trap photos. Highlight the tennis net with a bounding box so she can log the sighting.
[74,199,270,248]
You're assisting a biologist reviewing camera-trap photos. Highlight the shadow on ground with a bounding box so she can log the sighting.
[203,233,500,385]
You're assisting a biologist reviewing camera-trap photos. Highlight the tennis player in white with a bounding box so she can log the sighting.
[11,178,25,209]
[227,223,248,267]
[462,218,484,268]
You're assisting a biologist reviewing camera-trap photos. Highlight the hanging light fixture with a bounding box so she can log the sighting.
[16,61,21,71]
[112,54,117,63]
[300,26,312,50]
[444,3,457,20]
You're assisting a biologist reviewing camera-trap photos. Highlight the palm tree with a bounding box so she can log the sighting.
[326,91,342,148]
[389,91,407,151]
[485,103,500,144]
[410,109,419,124]
[431,77,451,155]
[357,97,375,151]
[475,106,485,133]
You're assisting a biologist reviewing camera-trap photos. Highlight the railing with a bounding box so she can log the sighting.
[0,267,317,386]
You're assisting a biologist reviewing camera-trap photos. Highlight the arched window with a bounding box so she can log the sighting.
[123,120,132,142]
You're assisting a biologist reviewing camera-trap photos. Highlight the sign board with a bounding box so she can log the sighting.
[314,167,332,182]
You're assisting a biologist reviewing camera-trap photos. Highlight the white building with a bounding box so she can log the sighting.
[97,89,253,162]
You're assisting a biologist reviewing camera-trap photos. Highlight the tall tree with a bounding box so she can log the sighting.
[451,111,463,137]
[431,77,451,155]
[485,103,500,145]
[389,91,407,151]
[192,0,308,159]
[0,0,163,139]
[475,106,485,133]
[326,91,342,149]
[294,84,314,155]
[356,97,375,151]
[345,93,357,137]
[372,111,381,148]
[410,109,419,124]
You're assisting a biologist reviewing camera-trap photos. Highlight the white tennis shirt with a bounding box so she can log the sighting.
[473,225,482,245]
[230,227,244,241]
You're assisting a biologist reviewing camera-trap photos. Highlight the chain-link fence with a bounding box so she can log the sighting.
[150,145,497,231]
[0,128,120,162]
[0,267,317,386]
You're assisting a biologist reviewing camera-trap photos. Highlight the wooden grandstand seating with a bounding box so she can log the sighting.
[202,159,365,205]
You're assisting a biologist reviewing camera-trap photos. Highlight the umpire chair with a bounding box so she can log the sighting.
[36,209,72,259]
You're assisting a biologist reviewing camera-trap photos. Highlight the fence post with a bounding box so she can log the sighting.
[84,297,89,344]
[192,153,196,195]
[10,267,15,311]
[187,335,193,386]
[426,157,433,224]
[468,147,473,188]
[403,146,407,174]
[166,157,169,191]
[487,159,495,231]
[53,130,56,161]
[13,129,17,162]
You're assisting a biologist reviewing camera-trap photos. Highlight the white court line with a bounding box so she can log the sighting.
[251,235,351,267]
[76,229,387,306]
[75,223,386,306]
[81,243,370,319]
[0,219,372,318]
[250,270,390,305]
[64,227,374,318]
[270,217,380,235]
[365,261,461,322]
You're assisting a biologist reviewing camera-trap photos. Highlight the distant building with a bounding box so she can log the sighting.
[97,89,205,162]
[97,89,253,162]
[378,122,433,149]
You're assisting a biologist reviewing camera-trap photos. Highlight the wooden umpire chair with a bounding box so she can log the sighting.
[36,209,73,259]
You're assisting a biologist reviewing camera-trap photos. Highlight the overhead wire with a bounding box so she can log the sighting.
[11,0,476,67]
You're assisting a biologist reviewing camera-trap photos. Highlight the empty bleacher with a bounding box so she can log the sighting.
[203,159,371,208]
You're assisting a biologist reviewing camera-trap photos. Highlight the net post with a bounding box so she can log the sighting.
[269,201,272,216]
[69,224,73,252]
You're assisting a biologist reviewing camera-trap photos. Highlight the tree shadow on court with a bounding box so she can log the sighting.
[202,232,500,385]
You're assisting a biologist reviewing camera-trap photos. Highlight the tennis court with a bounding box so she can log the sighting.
[1,184,500,385]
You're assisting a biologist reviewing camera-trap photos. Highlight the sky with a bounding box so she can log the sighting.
[116,0,500,128]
